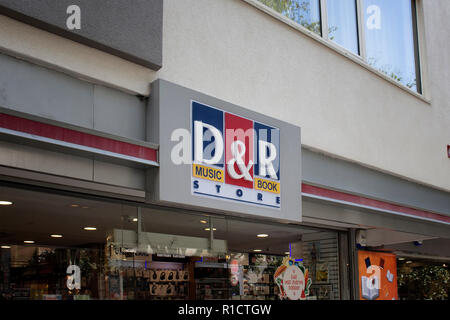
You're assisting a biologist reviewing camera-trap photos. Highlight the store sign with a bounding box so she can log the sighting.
[274,257,311,300]
[191,101,281,209]
[358,251,398,300]
[149,80,301,222]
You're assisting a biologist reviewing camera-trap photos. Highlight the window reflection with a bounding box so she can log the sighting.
[258,0,322,35]
[327,0,359,55]
[363,0,419,92]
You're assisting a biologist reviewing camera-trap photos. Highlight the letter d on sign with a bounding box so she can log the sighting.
[194,121,223,165]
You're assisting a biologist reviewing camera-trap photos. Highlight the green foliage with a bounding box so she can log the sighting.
[258,0,321,34]
[367,57,417,90]
[398,265,450,300]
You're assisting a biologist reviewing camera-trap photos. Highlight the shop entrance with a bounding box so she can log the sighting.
[397,256,450,300]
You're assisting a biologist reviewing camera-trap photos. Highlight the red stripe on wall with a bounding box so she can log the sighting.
[302,183,450,223]
[0,113,157,162]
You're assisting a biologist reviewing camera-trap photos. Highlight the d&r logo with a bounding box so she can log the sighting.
[191,101,280,208]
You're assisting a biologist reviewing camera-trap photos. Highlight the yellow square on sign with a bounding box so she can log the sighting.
[254,178,280,194]
[192,164,224,183]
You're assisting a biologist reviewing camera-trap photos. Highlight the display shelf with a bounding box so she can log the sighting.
[149,280,189,283]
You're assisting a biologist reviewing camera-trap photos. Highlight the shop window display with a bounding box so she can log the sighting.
[0,186,342,300]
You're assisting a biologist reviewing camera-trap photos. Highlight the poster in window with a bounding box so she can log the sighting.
[358,251,398,300]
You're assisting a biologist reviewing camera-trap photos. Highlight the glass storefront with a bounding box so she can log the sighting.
[0,185,343,300]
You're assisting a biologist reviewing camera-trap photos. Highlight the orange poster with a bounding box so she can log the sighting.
[358,251,398,300]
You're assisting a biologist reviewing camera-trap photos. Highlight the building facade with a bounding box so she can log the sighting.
[0,0,448,300]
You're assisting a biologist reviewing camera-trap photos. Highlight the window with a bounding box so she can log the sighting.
[327,0,359,55]
[258,0,322,35]
[256,0,422,94]
[363,0,420,92]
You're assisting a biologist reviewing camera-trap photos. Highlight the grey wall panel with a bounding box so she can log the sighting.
[0,141,93,180]
[302,148,450,216]
[303,198,450,238]
[93,160,145,190]
[0,53,94,128]
[0,0,163,69]
[0,141,147,191]
[0,53,147,141]
[93,85,146,141]
[0,53,149,191]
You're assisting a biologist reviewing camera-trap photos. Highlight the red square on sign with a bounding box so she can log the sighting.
[224,113,254,189]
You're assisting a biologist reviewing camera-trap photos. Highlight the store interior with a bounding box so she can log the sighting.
[366,235,450,300]
[0,185,342,300]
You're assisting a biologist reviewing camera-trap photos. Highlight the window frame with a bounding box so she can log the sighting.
[244,0,429,101]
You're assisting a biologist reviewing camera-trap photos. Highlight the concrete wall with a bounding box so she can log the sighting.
[0,53,147,190]
[0,0,163,69]
[157,0,450,193]
[0,0,449,194]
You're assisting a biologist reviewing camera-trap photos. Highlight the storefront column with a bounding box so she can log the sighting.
[348,229,360,300]
[338,232,351,300]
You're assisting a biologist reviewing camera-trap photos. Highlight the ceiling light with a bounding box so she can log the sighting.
[443,264,447,268]
[200,220,208,224]
[24,240,35,244]
[257,234,269,238]
[204,228,217,231]
[253,249,262,252]
[1,245,11,249]
[70,204,80,208]
[398,257,405,261]
[0,201,13,206]
[406,261,412,264]
[84,227,97,231]
[50,234,63,238]
[81,206,89,209]
[132,218,138,222]
[284,252,290,255]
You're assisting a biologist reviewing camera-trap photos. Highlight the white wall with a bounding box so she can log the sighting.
[0,0,448,192]
[158,0,450,192]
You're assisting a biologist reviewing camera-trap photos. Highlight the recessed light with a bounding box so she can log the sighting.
[81,206,89,209]
[398,257,405,261]
[200,220,208,224]
[204,228,217,231]
[70,204,80,208]
[84,227,97,231]
[0,201,13,206]
[253,249,262,252]
[284,252,290,255]
[24,240,35,244]
[51,234,63,238]
[1,245,11,249]
[406,261,412,264]
[257,234,269,238]
[132,218,138,222]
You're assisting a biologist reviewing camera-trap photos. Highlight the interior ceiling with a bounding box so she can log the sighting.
[0,185,319,255]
